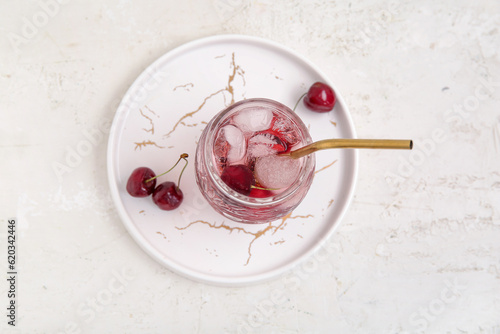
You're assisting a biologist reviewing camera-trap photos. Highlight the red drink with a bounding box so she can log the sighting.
[195,98,315,223]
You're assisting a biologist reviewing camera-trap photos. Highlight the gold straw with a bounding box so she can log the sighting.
[282,139,413,159]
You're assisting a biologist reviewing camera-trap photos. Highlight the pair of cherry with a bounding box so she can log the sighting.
[126,154,188,210]
[126,82,336,209]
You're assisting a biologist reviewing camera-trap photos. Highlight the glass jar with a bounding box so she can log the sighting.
[195,98,315,224]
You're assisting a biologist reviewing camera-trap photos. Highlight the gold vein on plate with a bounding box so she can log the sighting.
[175,212,314,266]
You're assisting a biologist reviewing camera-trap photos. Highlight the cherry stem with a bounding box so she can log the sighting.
[251,185,280,191]
[145,153,189,183]
[176,156,189,190]
[292,92,307,112]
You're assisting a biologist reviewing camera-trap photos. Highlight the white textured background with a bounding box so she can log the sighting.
[1,0,499,333]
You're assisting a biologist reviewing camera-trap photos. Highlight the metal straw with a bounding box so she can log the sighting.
[282,139,413,159]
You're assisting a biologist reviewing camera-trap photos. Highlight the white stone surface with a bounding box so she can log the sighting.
[1,0,499,333]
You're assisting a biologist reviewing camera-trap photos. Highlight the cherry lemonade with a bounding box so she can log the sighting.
[195,98,315,224]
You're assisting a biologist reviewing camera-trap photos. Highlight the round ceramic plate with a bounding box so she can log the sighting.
[107,34,358,286]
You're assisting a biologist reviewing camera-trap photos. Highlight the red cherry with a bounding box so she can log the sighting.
[152,181,183,210]
[220,165,254,196]
[303,82,336,112]
[126,167,156,197]
[249,187,273,198]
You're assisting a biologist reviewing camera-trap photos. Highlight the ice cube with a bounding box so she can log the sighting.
[272,116,300,146]
[247,132,287,158]
[221,125,245,163]
[214,129,230,158]
[233,108,273,133]
[254,155,300,189]
[214,128,230,172]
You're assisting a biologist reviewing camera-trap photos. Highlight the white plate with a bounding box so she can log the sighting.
[107,34,358,286]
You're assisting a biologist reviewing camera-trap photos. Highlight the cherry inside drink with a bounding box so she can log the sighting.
[195,98,315,224]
